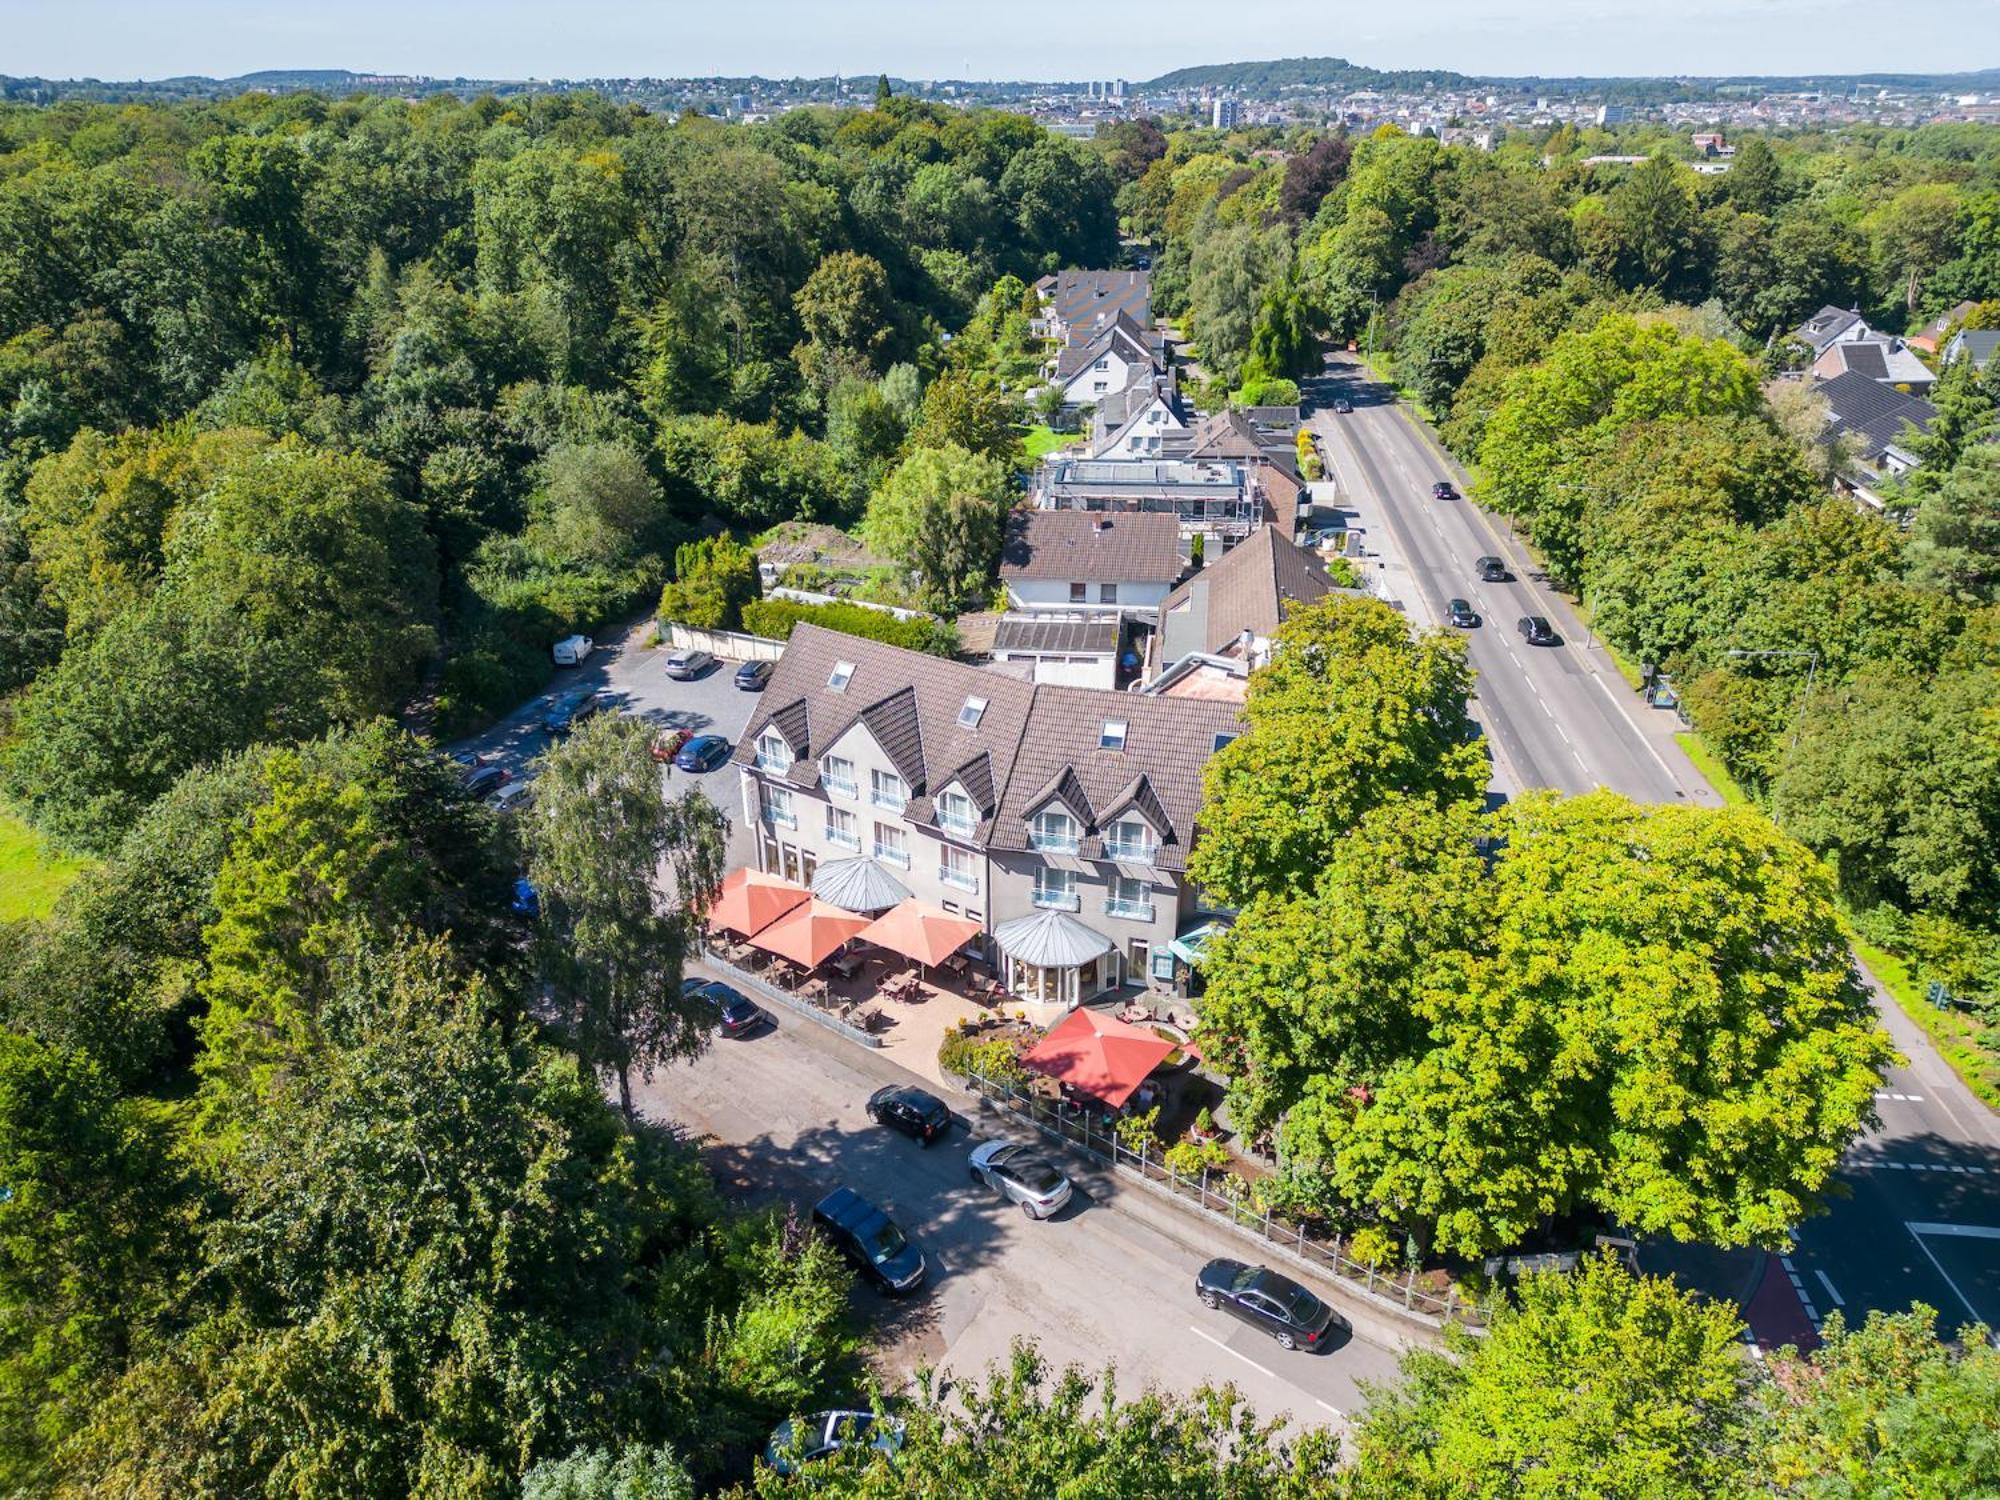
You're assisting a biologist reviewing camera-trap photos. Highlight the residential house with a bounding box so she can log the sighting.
[1943,328,2000,372]
[1147,525,1351,690]
[1810,334,1937,395]
[989,615,1126,689]
[1032,456,1270,549]
[1163,408,1308,531]
[1036,269,1153,347]
[1792,304,1872,356]
[1089,376,1185,456]
[1910,300,1979,356]
[731,623,1239,1009]
[998,510,1183,614]
[1815,369,1938,510]
[1052,311,1164,409]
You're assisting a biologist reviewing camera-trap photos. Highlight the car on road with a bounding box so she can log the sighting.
[692,981,768,1039]
[548,692,611,736]
[1517,615,1558,646]
[673,734,732,773]
[450,749,489,774]
[1432,481,1459,501]
[663,648,717,680]
[1330,396,1353,414]
[867,1084,951,1146]
[551,633,593,666]
[464,764,511,800]
[1475,555,1509,583]
[812,1187,926,1294]
[1446,597,1479,629]
[1195,1259,1338,1352]
[735,659,774,692]
[650,727,694,762]
[763,1411,905,1478]
[968,1140,1073,1220]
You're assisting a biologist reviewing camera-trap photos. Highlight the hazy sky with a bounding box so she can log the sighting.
[6,0,1996,82]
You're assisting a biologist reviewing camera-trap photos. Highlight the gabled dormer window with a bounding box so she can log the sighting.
[755,732,792,773]
[1104,816,1157,864]
[1029,807,1080,854]
[936,789,976,837]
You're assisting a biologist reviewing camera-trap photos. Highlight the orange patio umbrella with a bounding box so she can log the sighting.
[707,867,810,938]
[1021,1007,1177,1111]
[749,898,871,968]
[856,900,984,969]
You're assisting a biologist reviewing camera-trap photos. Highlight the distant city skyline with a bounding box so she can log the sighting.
[6,0,1996,84]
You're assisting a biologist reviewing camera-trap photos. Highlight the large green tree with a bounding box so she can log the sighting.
[860,444,1011,612]
[521,713,728,1119]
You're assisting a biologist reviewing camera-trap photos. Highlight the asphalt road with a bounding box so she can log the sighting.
[633,988,1408,1439]
[1308,354,2000,1351]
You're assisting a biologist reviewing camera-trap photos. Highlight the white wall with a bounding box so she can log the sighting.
[1004,578,1173,612]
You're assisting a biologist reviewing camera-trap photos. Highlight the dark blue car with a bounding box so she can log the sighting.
[674,734,731,772]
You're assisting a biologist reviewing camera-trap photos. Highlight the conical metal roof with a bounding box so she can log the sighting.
[811,857,912,913]
[992,908,1115,968]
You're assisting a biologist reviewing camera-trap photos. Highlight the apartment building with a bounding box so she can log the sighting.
[731,624,1239,1008]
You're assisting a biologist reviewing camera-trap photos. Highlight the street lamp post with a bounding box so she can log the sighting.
[1724,647,1821,752]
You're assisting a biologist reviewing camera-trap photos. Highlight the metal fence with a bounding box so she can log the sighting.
[964,1069,1477,1329]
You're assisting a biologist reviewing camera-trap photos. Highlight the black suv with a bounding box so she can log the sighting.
[544,692,608,736]
[1446,598,1479,629]
[1475,556,1509,583]
[735,659,774,692]
[1196,1258,1339,1352]
[813,1188,926,1294]
[1432,481,1459,501]
[691,980,767,1038]
[1517,615,1558,646]
[867,1084,951,1146]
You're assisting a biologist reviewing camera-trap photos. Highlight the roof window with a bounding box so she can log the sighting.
[958,695,988,729]
[828,660,855,692]
[1100,720,1128,752]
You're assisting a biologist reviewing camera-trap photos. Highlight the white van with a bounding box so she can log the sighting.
[552,634,594,666]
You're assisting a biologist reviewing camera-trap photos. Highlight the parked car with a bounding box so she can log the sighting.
[1517,615,1558,646]
[812,1187,926,1294]
[763,1411,905,1478]
[1446,597,1479,629]
[663,648,716,680]
[735,659,774,692]
[464,764,511,800]
[1195,1259,1338,1352]
[674,734,732,772]
[510,876,539,919]
[549,693,610,736]
[1432,481,1459,501]
[542,693,587,735]
[694,981,767,1039]
[450,749,488,774]
[968,1140,1073,1221]
[1475,555,1509,583]
[650,727,694,762]
[490,780,534,816]
[867,1084,951,1146]
[552,633,593,666]
[1330,396,1353,414]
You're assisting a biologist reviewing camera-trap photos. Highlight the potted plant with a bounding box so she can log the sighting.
[1189,1105,1217,1142]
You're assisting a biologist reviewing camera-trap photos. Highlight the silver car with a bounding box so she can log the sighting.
[968,1140,1073,1220]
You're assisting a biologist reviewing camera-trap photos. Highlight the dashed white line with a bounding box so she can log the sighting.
[1188,1323,1276,1381]
[1875,1092,1925,1103]
[1779,1254,1823,1330]
[1851,1160,1990,1174]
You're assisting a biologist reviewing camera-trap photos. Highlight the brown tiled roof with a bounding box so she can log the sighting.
[1156,527,1346,657]
[991,687,1240,872]
[1055,314,1158,379]
[734,623,1240,870]
[734,625,1035,842]
[999,510,1183,584]
[992,617,1121,655]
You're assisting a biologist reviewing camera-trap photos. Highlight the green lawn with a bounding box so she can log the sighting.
[1673,733,1749,807]
[1023,425,1077,462]
[0,806,92,923]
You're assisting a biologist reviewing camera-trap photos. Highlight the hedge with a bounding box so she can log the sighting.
[740,597,959,657]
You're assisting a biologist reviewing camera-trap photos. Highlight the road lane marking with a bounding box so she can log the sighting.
[1905,1223,1992,1330]
[1906,1222,2000,1239]
[1779,1254,1822,1330]
[1316,1400,1344,1417]
[1848,1161,1990,1173]
[1188,1323,1276,1381]
[1875,1092,1925,1102]
[1815,1269,1845,1307]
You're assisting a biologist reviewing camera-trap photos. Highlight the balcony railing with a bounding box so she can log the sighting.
[826,825,860,850]
[1102,839,1157,864]
[874,841,911,869]
[1029,831,1081,855]
[761,804,797,830]
[1032,888,1081,912]
[936,812,976,838]
[939,863,978,892]
[822,772,857,799]
[871,786,907,813]
[1104,897,1155,921]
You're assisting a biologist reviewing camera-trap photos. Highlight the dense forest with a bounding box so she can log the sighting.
[3,81,1999,1494]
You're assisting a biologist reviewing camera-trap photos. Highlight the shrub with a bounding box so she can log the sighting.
[657,535,759,630]
[1115,1106,1162,1154]
[1324,555,1363,588]
[740,597,958,656]
[1233,376,1301,407]
[1348,1224,1397,1270]
[1191,1105,1216,1138]
[1162,1137,1231,1178]
[937,1026,1025,1085]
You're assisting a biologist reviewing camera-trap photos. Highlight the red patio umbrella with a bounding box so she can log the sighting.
[749,898,871,969]
[856,900,983,969]
[1021,1008,1177,1111]
[707,868,810,938]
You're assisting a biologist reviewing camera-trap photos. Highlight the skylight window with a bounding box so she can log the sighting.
[1100,720,1128,751]
[828,661,855,692]
[958,695,988,729]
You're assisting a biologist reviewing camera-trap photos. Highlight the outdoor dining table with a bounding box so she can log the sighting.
[942,953,970,977]
[828,953,865,980]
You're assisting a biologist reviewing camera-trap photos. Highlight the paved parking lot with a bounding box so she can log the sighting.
[450,620,764,864]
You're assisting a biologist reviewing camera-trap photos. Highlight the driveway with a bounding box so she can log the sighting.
[636,990,1410,1439]
[450,618,764,865]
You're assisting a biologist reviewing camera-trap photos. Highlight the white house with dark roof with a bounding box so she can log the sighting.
[1810,334,1936,395]
[997,510,1184,615]
[1052,311,1164,409]
[731,624,1238,1010]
